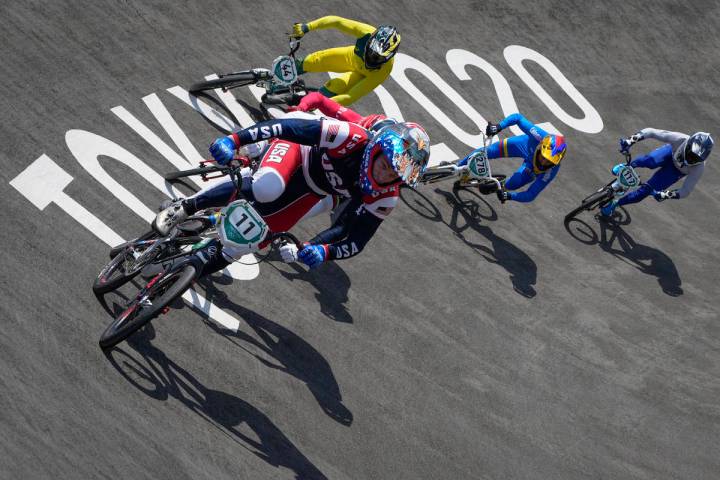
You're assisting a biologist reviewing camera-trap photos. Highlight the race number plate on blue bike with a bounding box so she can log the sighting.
[219,200,269,258]
[617,165,640,188]
[467,150,491,179]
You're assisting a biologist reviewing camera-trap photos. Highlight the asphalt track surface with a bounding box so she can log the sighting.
[2,1,720,479]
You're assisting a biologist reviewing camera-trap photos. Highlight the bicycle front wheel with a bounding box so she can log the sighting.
[565,188,612,223]
[189,72,257,93]
[99,264,197,349]
[95,234,165,294]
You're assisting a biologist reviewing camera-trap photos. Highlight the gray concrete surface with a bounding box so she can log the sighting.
[1,1,719,479]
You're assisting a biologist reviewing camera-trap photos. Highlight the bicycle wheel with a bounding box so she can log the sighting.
[163,164,228,181]
[565,188,612,223]
[189,72,257,93]
[99,264,197,349]
[108,230,158,259]
[94,235,167,294]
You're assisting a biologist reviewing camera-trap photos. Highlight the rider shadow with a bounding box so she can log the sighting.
[195,277,354,426]
[104,326,328,479]
[400,185,537,297]
[564,212,683,296]
[269,259,353,324]
[439,187,537,298]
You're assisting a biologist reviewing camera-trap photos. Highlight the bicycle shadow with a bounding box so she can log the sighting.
[564,213,683,296]
[401,185,537,298]
[104,326,328,479]
[195,277,353,426]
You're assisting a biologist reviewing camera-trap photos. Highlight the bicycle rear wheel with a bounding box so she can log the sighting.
[99,264,197,349]
[189,72,257,93]
[565,188,612,223]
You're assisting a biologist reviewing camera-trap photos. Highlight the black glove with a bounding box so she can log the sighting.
[485,123,501,136]
[496,187,509,203]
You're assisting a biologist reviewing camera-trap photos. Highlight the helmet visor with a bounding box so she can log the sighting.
[685,140,709,165]
[365,48,389,69]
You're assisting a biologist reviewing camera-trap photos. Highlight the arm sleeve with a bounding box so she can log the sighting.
[638,128,689,145]
[459,136,527,166]
[232,119,322,146]
[310,205,383,260]
[297,91,364,122]
[509,166,559,203]
[675,162,704,198]
[306,16,375,38]
[499,113,548,140]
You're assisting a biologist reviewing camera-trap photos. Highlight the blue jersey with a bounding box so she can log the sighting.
[460,113,559,203]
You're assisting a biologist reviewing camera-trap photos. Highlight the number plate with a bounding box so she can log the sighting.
[468,150,491,179]
[617,165,640,188]
[219,200,268,255]
[271,55,298,86]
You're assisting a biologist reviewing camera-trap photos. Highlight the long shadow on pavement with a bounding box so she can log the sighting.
[105,326,328,480]
[565,212,683,296]
[195,276,353,426]
[402,185,537,298]
[268,259,353,324]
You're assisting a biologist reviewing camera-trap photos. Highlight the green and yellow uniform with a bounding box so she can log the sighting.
[295,16,397,106]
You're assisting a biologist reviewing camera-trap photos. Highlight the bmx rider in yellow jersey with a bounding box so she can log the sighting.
[290,16,400,106]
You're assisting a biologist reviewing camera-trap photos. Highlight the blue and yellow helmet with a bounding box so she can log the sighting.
[360,122,430,195]
[534,134,567,172]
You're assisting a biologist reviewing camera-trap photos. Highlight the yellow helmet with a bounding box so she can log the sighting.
[534,134,567,172]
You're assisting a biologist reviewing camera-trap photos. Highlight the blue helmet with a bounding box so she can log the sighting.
[360,122,430,195]
[683,132,713,165]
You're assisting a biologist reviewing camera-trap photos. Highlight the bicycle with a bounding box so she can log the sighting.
[564,152,642,223]
[417,133,506,194]
[98,199,304,349]
[97,159,259,294]
[93,210,222,295]
[189,37,319,108]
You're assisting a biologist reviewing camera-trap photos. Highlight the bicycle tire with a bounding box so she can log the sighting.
[108,230,157,259]
[163,164,228,181]
[99,264,197,349]
[94,236,166,294]
[565,188,612,223]
[189,72,257,93]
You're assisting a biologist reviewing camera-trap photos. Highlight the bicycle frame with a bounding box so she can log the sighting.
[419,133,502,190]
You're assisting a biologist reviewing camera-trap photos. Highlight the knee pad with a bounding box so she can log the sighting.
[252,168,286,203]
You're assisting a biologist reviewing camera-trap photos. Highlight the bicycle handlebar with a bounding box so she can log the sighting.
[288,37,301,56]
[269,232,303,250]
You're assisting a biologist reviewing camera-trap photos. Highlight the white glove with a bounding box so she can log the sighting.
[238,140,268,160]
[239,166,253,179]
[279,242,299,263]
